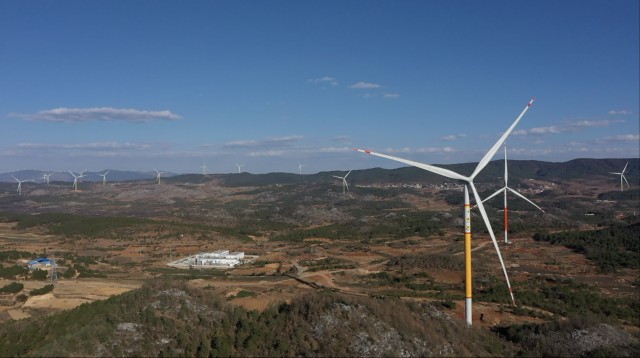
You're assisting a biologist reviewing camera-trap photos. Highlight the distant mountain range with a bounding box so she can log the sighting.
[1,158,638,187]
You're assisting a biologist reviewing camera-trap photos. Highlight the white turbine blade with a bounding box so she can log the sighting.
[332,176,343,179]
[12,175,18,182]
[609,172,621,175]
[507,187,545,212]
[344,179,349,192]
[345,170,352,178]
[622,162,628,174]
[622,174,630,188]
[482,187,506,203]
[469,182,515,305]
[353,148,468,181]
[471,98,534,179]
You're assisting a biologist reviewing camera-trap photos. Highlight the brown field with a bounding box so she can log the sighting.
[1,215,637,329]
[0,174,637,332]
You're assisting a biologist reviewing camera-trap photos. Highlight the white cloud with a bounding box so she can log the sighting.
[10,107,182,123]
[596,134,640,143]
[317,146,350,153]
[570,120,618,128]
[17,142,151,150]
[416,146,456,153]
[332,135,352,143]
[248,150,286,157]
[441,134,466,141]
[349,81,381,89]
[513,119,623,136]
[223,135,303,149]
[309,76,339,86]
[380,146,456,154]
[608,110,632,115]
[382,92,400,99]
[529,126,562,134]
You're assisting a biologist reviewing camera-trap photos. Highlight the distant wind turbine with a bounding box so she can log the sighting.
[332,170,351,194]
[609,162,630,192]
[13,176,33,195]
[298,163,304,175]
[98,171,110,185]
[154,169,165,184]
[41,172,53,185]
[355,98,535,325]
[201,162,207,176]
[68,171,84,191]
[481,145,544,243]
[235,164,244,173]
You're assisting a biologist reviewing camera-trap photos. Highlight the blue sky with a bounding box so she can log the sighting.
[1,0,638,174]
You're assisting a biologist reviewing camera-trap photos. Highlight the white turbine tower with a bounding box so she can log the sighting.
[481,145,544,243]
[355,98,535,325]
[298,163,304,175]
[235,164,244,173]
[609,162,630,192]
[201,162,207,176]
[68,171,84,191]
[12,176,33,195]
[154,169,165,184]
[332,170,351,194]
[98,171,110,185]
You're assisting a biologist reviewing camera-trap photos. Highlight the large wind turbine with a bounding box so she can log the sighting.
[13,176,33,195]
[355,98,535,324]
[481,145,544,243]
[235,164,244,173]
[154,169,165,184]
[298,163,304,175]
[68,171,84,191]
[98,171,110,185]
[201,162,207,176]
[609,162,630,192]
[332,170,351,194]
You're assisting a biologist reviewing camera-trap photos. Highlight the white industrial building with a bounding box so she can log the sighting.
[191,250,245,267]
[168,249,250,269]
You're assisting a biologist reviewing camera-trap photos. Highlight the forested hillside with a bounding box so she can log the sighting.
[1,279,637,357]
[0,280,513,357]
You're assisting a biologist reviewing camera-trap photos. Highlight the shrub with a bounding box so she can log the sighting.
[30,284,54,296]
[0,282,23,294]
[31,269,49,281]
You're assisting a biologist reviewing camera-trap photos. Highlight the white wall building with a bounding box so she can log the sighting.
[192,250,244,267]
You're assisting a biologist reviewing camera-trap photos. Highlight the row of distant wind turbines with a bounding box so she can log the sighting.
[13,163,316,193]
[12,169,162,193]
[13,153,631,197]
